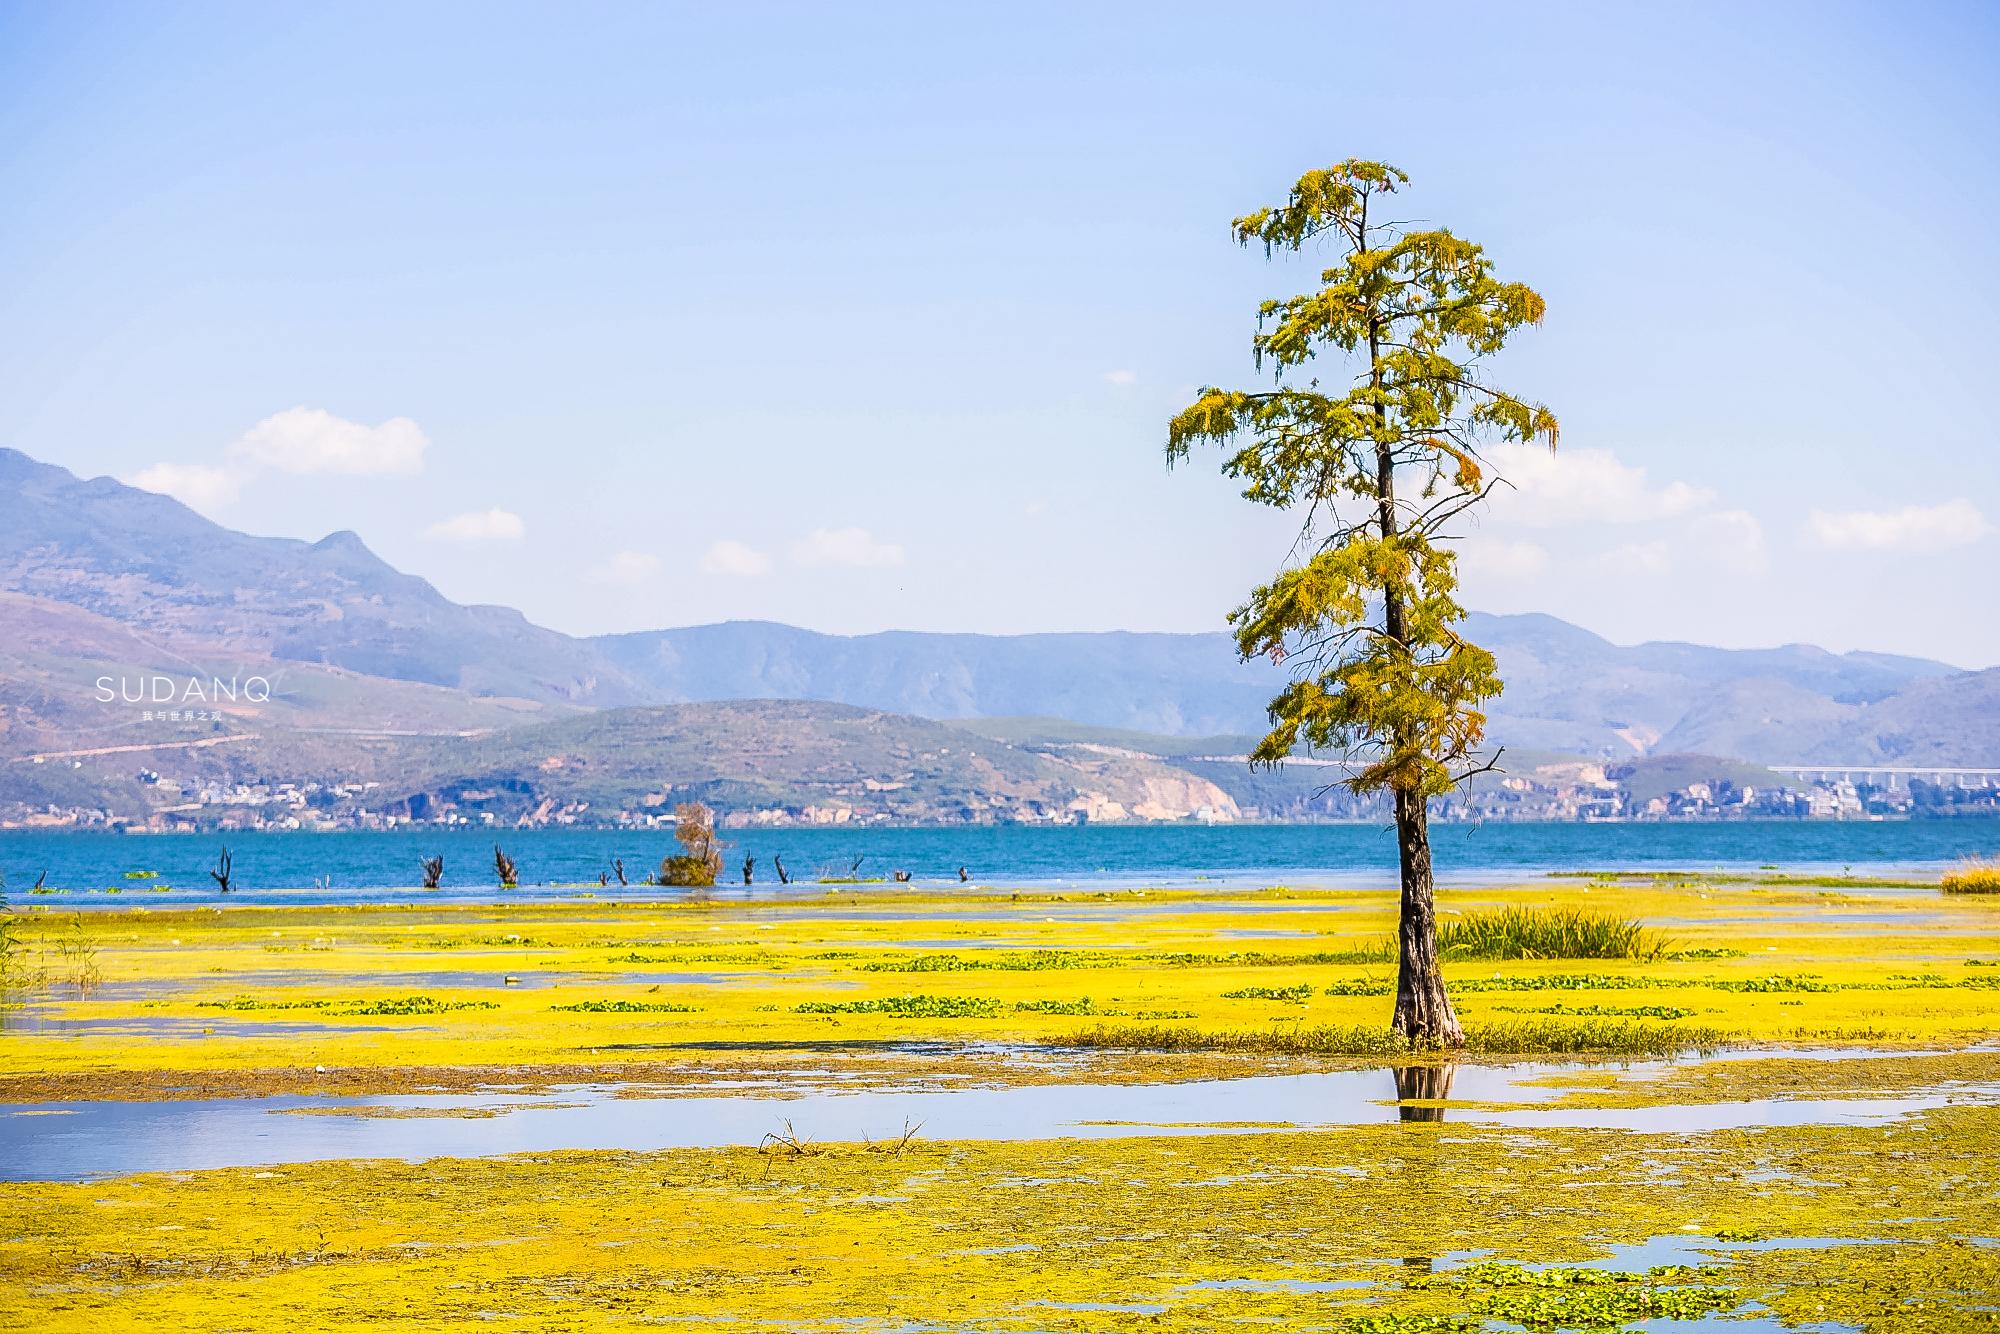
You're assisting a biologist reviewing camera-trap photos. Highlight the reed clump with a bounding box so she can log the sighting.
[1942,857,2000,895]
[1439,906,1665,961]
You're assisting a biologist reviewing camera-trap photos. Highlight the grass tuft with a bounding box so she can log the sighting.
[1439,907,1665,961]
[1943,857,2000,895]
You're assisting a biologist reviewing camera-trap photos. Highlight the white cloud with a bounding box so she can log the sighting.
[230,407,428,476]
[1693,508,1767,569]
[425,508,525,542]
[1462,536,1550,579]
[700,539,773,577]
[1597,540,1672,574]
[588,550,662,584]
[791,526,904,569]
[1486,444,1712,527]
[126,461,243,511]
[1808,499,1991,551]
[1102,369,1137,387]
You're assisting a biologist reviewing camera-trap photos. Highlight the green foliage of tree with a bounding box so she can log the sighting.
[1169,159,1557,1044]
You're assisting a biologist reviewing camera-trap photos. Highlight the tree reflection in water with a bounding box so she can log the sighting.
[1393,1062,1456,1123]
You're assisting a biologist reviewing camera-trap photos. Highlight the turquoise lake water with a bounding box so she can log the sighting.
[2,819,1995,907]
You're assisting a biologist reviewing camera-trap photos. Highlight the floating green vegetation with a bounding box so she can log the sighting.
[1510,1003,1699,1020]
[548,1000,698,1014]
[858,946,1400,973]
[195,998,335,1012]
[1548,868,1934,888]
[345,996,500,1015]
[1153,946,1397,967]
[1222,983,1318,1003]
[1070,1018,1722,1056]
[859,950,1118,973]
[1438,907,1665,961]
[1323,978,1395,996]
[1012,997,1102,1015]
[1451,973,1655,993]
[120,871,158,880]
[1942,857,2000,894]
[795,993,1004,1018]
[1404,1260,1740,1328]
[196,995,500,1015]
[1705,974,1837,993]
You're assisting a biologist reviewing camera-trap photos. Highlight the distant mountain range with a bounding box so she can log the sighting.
[0,445,1994,827]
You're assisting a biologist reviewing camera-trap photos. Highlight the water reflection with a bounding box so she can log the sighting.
[1393,1063,1456,1123]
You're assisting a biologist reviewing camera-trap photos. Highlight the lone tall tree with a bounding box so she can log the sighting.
[1169,160,1557,1045]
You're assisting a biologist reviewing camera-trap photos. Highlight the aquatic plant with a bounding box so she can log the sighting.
[1942,856,2000,894]
[344,996,499,1015]
[861,950,1118,973]
[1705,974,1836,993]
[1475,1282,1738,1327]
[795,994,1004,1018]
[195,997,334,1011]
[1070,1017,1721,1056]
[1450,973,1655,993]
[1223,983,1318,1003]
[1403,1259,1741,1327]
[1438,907,1664,961]
[1323,978,1396,996]
[1510,1003,1698,1020]
[1154,945,1397,967]
[1012,997,1102,1015]
[548,999,697,1013]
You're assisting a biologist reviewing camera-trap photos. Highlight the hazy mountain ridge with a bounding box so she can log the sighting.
[0,447,1991,777]
[0,448,641,705]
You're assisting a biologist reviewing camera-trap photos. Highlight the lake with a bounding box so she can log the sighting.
[2,818,1995,907]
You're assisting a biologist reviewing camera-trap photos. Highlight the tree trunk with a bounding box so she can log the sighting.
[1391,787,1464,1046]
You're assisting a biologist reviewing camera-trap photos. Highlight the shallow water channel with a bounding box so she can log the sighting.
[6,1054,1994,1182]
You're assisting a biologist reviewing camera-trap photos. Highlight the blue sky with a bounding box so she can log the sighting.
[3,2,1996,665]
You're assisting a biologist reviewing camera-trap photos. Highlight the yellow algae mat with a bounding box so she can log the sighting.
[4,872,2000,1328]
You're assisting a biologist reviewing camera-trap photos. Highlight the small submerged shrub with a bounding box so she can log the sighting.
[1439,907,1664,961]
[1943,857,2000,894]
[795,993,1004,1018]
